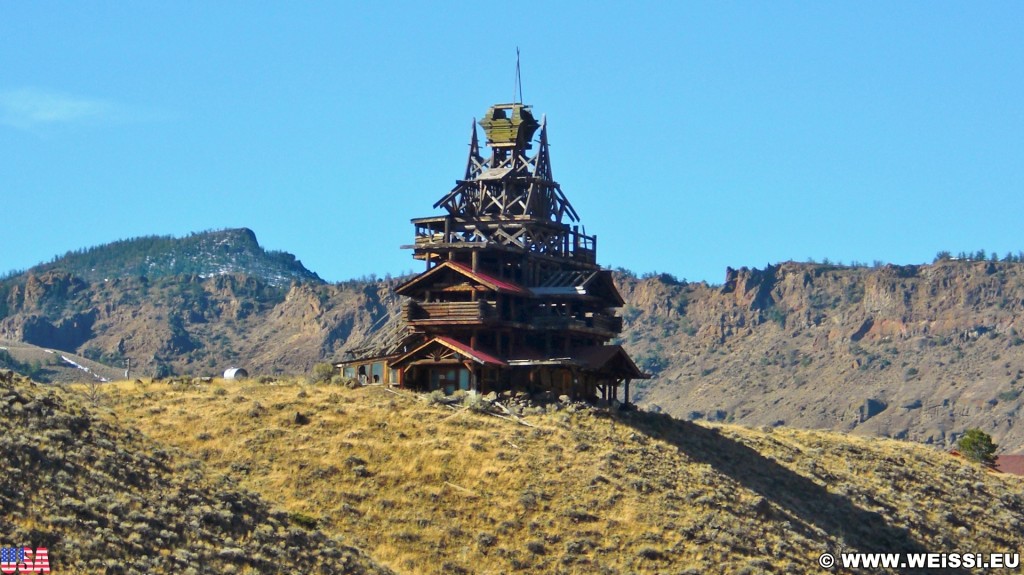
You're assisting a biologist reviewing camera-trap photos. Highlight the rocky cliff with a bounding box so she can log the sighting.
[9,228,1024,453]
[0,271,401,377]
[618,260,1024,452]
[0,229,402,378]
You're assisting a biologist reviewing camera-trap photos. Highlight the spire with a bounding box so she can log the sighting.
[464,118,484,180]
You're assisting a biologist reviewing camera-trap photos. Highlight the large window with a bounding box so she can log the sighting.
[430,366,471,394]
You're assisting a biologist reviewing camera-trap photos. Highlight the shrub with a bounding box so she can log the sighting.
[763,305,786,327]
[463,393,492,413]
[957,428,997,465]
[311,362,335,383]
[998,389,1021,402]
[288,512,318,529]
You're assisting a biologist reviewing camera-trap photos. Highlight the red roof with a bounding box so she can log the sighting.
[444,261,529,295]
[434,336,506,366]
[996,454,1024,475]
[391,336,506,367]
[396,260,530,297]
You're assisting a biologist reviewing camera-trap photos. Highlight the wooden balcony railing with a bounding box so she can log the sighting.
[404,300,496,323]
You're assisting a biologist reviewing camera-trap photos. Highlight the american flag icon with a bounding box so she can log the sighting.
[0,547,49,573]
[0,547,24,572]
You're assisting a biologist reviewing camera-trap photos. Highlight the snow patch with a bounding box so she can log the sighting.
[59,354,109,382]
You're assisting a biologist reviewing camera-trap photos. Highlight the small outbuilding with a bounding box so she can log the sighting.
[223,367,249,380]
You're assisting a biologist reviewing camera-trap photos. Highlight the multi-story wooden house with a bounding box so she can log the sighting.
[339,101,645,403]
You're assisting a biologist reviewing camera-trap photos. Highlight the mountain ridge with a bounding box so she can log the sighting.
[7,230,1024,453]
[19,228,322,287]
[618,259,1024,452]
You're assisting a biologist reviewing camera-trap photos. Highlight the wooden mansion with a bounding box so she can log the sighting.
[338,101,646,403]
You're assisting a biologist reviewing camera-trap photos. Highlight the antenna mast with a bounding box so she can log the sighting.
[513,47,523,104]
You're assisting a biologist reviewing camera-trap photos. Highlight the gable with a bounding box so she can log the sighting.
[396,261,529,298]
[391,336,506,368]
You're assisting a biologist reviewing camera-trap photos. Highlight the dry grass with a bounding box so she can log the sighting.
[2,374,392,575]
[82,378,1024,574]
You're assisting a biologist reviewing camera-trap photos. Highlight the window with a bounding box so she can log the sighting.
[430,367,471,394]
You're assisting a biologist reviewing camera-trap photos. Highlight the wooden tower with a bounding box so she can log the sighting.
[339,102,645,402]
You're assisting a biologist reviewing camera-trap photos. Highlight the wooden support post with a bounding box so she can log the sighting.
[465,361,477,393]
[472,250,479,272]
[624,380,630,405]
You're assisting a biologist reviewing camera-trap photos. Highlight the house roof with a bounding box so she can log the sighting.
[507,345,647,379]
[997,454,1024,475]
[530,269,625,306]
[391,336,507,368]
[571,345,648,378]
[396,260,530,297]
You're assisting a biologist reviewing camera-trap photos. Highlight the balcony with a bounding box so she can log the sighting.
[404,300,497,324]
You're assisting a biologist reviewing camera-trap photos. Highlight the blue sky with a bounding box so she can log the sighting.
[3,2,1022,284]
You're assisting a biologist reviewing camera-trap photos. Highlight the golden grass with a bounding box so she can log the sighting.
[82,378,1024,575]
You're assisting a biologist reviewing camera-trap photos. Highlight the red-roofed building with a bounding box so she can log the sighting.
[338,100,646,401]
[996,455,1024,475]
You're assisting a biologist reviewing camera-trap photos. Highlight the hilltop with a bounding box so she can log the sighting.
[0,371,393,574]
[92,378,1024,575]
[20,228,322,286]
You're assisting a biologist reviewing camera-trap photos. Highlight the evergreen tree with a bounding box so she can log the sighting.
[957,428,997,465]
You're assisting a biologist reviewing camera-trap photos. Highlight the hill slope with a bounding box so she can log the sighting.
[9,228,1024,454]
[616,260,1024,452]
[0,371,393,574]
[98,378,1024,575]
[0,228,400,377]
[24,228,322,286]
[0,339,126,383]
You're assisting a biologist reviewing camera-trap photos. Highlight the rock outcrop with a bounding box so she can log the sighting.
[617,260,1024,452]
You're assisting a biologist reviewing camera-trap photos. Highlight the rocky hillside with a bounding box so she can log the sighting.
[23,228,321,286]
[98,378,1024,575]
[8,229,1024,453]
[617,260,1024,452]
[0,271,400,378]
[0,370,393,574]
[0,229,401,378]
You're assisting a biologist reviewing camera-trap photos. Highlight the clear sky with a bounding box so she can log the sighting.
[3,2,1022,284]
